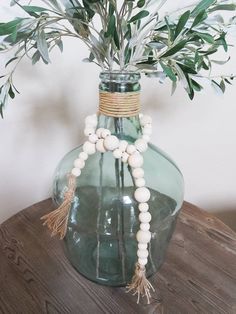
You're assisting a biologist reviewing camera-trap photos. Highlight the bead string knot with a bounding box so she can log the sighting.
[126,263,155,304]
[64,189,74,199]
[41,174,76,239]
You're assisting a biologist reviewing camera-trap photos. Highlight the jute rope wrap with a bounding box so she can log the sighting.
[99,91,140,117]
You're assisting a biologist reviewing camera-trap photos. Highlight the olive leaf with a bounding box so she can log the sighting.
[22,5,49,17]
[174,10,190,39]
[137,0,146,8]
[209,4,236,12]
[160,61,177,82]
[161,40,188,58]
[191,10,207,28]
[0,19,25,36]
[191,0,216,17]
[5,57,19,68]
[37,30,50,63]
[128,10,149,23]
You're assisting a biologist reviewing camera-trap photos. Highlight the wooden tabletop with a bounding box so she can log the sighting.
[0,200,236,314]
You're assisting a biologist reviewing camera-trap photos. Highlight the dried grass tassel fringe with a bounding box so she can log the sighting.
[126,263,155,304]
[41,174,76,239]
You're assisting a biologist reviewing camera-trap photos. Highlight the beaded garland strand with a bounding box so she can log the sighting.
[41,113,154,303]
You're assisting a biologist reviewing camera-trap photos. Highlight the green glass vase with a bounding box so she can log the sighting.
[53,72,184,286]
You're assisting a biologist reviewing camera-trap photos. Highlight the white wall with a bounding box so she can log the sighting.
[0,2,236,230]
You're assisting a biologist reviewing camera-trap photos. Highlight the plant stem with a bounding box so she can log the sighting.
[114,117,126,283]
[96,153,104,279]
[119,118,127,280]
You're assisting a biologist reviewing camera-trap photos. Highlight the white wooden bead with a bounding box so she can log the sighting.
[139,203,149,212]
[85,115,97,127]
[143,127,152,136]
[121,152,129,163]
[134,187,151,203]
[71,168,81,177]
[132,168,144,179]
[113,149,122,159]
[138,243,148,250]
[104,135,119,151]
[83,141,96,155]
[101,129,111,138]
[96,139,106,153]
[136,230,151,243]
[119,140,128,152]
[135,139,148,153]
[141,115,152,126]
[142,134,150,142]
[137,249,149,258]
[140,223,150,231]
[74,158,85,169]
[138,258,148,266]
[128,152,143,168]
[135,178,146,187]
[96,128,105,138]
[88,134,98,144]
[79,152,88,161]
[139,212,152,223]
[126,144,136,155]
[84,128,95,136]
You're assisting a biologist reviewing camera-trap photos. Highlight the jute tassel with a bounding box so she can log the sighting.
[126,263,155,304]
[41,174,76,239]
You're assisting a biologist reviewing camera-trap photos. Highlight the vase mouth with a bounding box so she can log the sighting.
[100,71,141,83]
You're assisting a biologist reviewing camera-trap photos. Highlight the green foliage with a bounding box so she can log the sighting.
[0,0,235,115]
[128,10,150,23]
[174,10,190,39]
[191,0,216,17]
[146,1,236,98]
[0,18,25,36]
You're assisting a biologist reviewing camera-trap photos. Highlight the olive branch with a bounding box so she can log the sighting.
[0,0,236,116]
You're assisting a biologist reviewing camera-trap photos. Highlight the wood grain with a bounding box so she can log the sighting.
[0,200,236,314]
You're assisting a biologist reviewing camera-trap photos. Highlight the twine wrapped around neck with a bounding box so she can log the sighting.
[99,91,140,117]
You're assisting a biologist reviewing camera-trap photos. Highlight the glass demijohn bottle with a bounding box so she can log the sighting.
[53,72,184,286]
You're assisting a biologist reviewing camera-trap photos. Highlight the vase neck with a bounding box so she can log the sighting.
[97,115,142,142]
[98,72,142,141]
[99,71,141,93]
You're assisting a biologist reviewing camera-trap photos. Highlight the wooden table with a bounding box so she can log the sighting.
[0,200,236,314]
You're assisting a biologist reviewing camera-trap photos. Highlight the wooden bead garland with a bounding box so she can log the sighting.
[41,112,154,304]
